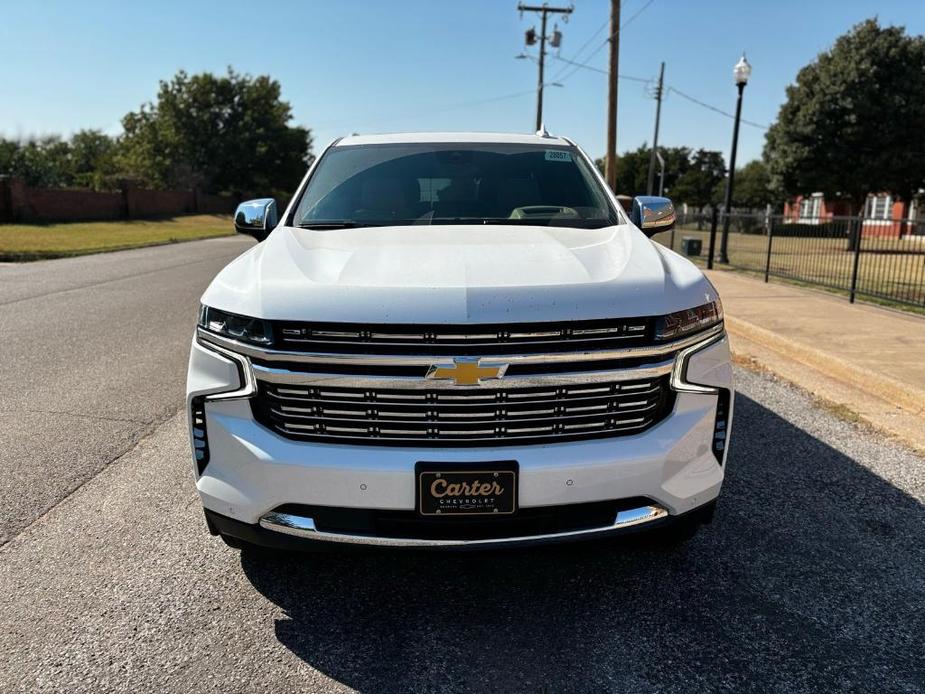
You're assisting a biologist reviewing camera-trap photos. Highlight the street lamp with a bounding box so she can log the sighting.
[718,53,752,264]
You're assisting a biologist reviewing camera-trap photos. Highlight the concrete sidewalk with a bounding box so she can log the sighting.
[706,270,925,452]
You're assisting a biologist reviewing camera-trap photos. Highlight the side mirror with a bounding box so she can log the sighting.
[234,198,278,242]
[630,196,676,237]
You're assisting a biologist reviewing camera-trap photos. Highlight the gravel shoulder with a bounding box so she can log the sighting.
[2,367,923,693]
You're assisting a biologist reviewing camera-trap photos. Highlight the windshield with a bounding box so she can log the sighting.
[291,142,621,229]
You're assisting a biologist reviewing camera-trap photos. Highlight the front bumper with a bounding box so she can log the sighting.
[187,330,734,547]
[205,501,718,551]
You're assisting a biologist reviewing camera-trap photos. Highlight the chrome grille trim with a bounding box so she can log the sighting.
[197,324,724,367]
[251,375,672,445]
[250,359,673,390]
[271,317,653,354]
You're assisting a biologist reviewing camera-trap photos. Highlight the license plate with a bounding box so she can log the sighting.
[416,462,518,516]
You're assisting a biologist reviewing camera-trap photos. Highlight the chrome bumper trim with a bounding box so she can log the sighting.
[258,504,669,547]
[197,324,724,367]
[251,359,675,390]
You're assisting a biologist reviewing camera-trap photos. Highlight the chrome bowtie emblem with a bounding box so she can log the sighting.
[425,358,509,386]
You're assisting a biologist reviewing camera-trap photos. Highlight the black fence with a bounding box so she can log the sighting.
[652,210,925,308]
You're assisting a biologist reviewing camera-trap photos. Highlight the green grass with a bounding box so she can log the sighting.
[0,214,235,261]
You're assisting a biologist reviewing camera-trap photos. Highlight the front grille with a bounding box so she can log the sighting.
[252,375,673,446]
[271,317,653,355]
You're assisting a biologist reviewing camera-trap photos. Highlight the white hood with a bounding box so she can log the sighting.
[201,224,718,323]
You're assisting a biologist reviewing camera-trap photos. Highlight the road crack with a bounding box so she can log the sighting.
[0,406,185,552]
[0,407,153,426]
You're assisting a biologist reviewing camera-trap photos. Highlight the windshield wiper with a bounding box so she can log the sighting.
[429,217,615,229]
[298,220,365,229]
[425,217,522,225]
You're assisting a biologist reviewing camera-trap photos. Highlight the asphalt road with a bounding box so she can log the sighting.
[1,240,924,693]
[0,236,254,542]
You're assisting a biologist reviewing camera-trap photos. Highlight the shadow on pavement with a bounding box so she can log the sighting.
[241,392,925,693]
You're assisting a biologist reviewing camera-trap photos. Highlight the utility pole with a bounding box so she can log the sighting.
[519,3,574,132]
[605,0,620,192]
[656,149,665,196]
[646,62,665,195]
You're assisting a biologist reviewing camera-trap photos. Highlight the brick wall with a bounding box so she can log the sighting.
[0,176,236,223]
[127,188,194,218]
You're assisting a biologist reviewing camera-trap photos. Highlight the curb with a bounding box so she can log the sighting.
[724,316,925,417]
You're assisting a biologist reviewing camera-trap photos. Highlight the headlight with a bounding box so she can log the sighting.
[198,306,273,346]
[655,300,723,341]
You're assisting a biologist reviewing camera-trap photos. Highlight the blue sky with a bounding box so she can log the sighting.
[1,0,922,165]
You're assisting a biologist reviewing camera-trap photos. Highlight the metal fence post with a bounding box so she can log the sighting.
[764,215,774,282]
[849,214,863,303]
[707,206,719,270]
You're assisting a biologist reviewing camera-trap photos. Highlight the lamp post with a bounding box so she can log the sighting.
[718,53,751,264]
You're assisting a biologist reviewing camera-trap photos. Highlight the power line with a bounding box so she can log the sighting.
[548,53,771,131]
[557,0,657,84]
[549,16,611,81]
[552,55,649,82]
[666,86,768,130]
[550,0,640,81]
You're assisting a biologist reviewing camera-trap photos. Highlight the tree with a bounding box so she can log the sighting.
[0,136,73,188]
[613,146,650,197]
[731,160,774,209]
[118,68,312,194]
[68,130,118,189]
[670,149,726,208]
[764,19,925,206]
[596,145,693,198]
[0,131,118,190]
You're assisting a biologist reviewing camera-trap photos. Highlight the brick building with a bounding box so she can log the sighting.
[783,192,923,237]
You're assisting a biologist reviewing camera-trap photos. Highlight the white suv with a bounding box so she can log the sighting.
[187,132,733,550]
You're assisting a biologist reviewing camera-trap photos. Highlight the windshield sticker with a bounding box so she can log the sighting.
[544,150,572,162]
